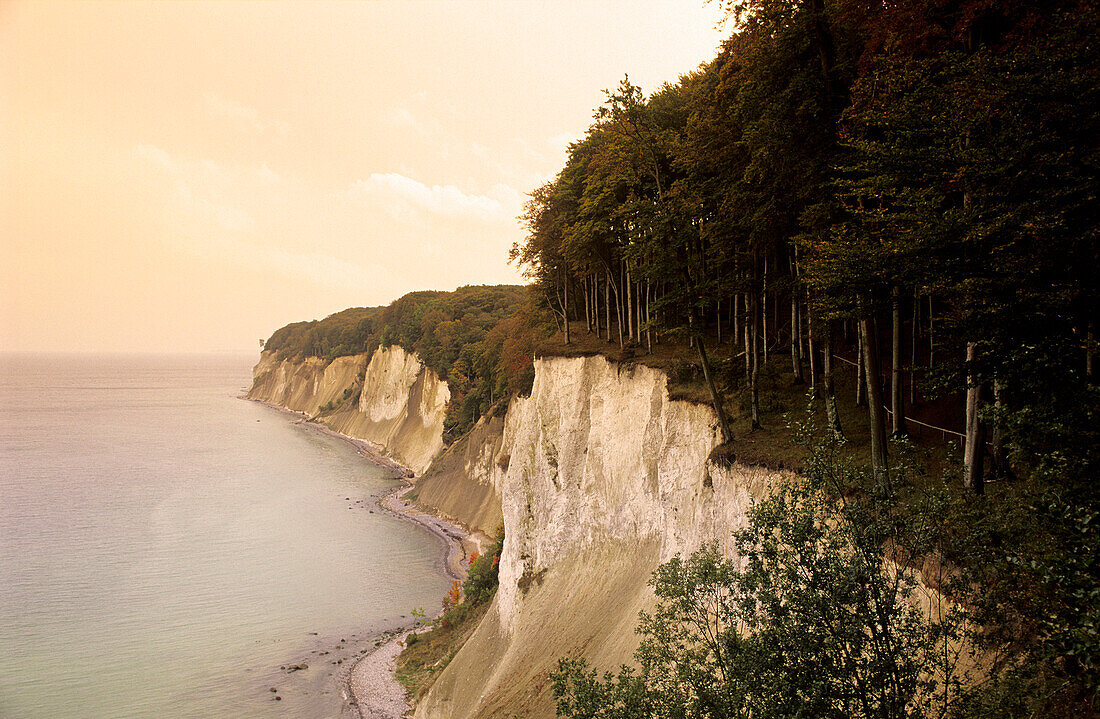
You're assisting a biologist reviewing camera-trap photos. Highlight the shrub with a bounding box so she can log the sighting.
[552,454,977,719]
[463,526,505,606]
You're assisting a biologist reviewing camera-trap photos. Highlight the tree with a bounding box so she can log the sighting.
[552,455,973,719]
[598,75,736,443]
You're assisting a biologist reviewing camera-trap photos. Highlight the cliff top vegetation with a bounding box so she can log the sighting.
[508,0,1099,714]
[261,284,553,441]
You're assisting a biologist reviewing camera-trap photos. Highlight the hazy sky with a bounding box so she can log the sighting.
[2,1,727,354]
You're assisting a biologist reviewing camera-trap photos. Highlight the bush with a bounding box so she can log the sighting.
[463,526,505,606]
[552,450,978,719]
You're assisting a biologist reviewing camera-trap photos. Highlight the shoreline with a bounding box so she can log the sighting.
[246,396,470,718]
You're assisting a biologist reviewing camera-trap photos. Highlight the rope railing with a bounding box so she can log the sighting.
[829,353,969,443]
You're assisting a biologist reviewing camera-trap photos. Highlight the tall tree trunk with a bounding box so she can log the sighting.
[890,286,906,436]
[696,319,734,444]
[612,270,624,349]
[646,281,653,354]
[562,271,571,345]
[716,298,722,346]
[856,328,867,407]
[592,275,597,335]
[744,299,752,388]
[762,257,769,364]
[823,320,844,441]
[547,297,562,334]
[911,290,919,404]
[861,313,889,486]
[964,341,985,496]
[584,275,592,334]
[807,304,819,394]
[774,286,781,349]
[991,378,1007,479]
[629,267,638,347]
[605,267,612,345]
[928,295,935,369]
[791,293,805,385]
[595,274,602,340]
[750,288,762,429]
[801,297,811,361]
[733,293,741,345]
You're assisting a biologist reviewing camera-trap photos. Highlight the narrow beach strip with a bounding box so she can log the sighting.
[345,484,469,718]
[244,399,470,718]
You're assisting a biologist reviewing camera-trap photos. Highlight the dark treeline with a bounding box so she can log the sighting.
[514,1,1099,711]
[512,0,1098,490]
[262,285,543,441]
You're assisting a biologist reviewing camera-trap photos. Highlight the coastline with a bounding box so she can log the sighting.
[246,397,470,718]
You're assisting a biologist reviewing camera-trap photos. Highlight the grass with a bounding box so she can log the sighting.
[395,601,490,706]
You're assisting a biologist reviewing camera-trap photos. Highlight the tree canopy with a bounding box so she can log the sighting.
[510,1,1099,713]
[262,284,548,441]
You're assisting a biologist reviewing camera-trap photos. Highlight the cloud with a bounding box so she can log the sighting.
[133,142,173,168]
[202,91,290,136]
[226,235,398,293]
[385,104,446,138]
[131,143,411,293]
[133,142,255,233]
[350,172,521,223]
[130,143,521,305]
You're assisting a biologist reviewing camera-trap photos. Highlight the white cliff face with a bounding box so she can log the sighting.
[415,355,783,719]
[247,345,449,475]
[251,347,784,718]
[494,355,775,630]
[358,345,423,421]
[347,345,451,474]
[249,353,363,414]
[412,414,506,542]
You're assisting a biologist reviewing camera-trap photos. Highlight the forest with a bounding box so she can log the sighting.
[510,0,1098,715]
[261,284,543,441]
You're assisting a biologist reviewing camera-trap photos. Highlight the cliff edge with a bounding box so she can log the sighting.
[250,346,787,718]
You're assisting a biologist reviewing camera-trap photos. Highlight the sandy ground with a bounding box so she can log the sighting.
[247,398,472,718]
[341,483,470,718]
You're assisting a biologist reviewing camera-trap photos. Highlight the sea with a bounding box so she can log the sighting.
[0,353,451,719]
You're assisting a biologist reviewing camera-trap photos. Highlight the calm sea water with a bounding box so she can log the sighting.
[0,353,450,719]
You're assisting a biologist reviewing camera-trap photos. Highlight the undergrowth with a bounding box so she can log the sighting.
[396,527,506,704]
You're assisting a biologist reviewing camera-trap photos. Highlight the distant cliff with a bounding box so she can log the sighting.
[249,345,449,475]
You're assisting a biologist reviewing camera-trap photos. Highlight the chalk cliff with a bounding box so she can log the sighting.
[413,413,506,541]
[413,355,783,718]
[248,345,449,475]
[250,346,785,718]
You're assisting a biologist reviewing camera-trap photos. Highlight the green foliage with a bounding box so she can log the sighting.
[517,5,1099,710]
[262,285,550,439]
[462,526,506,606]
[553,446,977,719]
[396,527,506,705]
[263,307,383,362]
[396,601,491,705]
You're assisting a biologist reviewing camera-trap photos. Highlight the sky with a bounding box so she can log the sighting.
[2,1,728,354]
